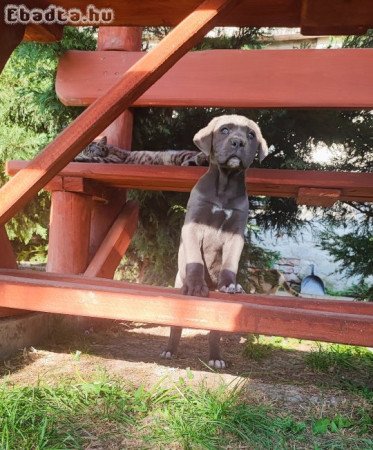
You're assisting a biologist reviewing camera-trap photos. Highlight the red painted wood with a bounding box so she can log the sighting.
[23,24,63,42]
[89,27,142,265]
[19,0,372,35]
[89,188,127,261]
[0,273,372,346]
[0,22,25,73]
[56,49,373,109]
[96,27,142,148]
[300,0,371,35]
[47,191,92,273]
[2,269,373,317]
[297,188,341,207]
[0,0,238,226]
[85,201,139,278]
[0,226,17,270]
[97,27,143,52]
[0,227,25,317]
[7,163,373,203]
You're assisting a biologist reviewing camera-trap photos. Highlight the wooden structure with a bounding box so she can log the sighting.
[1,0,373,347]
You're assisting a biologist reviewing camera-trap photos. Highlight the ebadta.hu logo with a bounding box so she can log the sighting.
[4,3,114,25]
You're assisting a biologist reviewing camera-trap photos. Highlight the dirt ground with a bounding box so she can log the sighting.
[1,317,371,421]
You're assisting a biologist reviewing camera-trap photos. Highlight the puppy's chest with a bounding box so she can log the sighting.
[197,203,245,233]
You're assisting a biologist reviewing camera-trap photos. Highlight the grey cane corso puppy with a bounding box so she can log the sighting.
[161,115,268,368]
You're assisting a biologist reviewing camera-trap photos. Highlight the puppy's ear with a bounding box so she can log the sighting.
[193,117,219,155]
[258,137,268,163]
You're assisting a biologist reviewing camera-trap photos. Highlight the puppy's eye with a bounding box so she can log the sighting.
[248,131,256,139]
[220,127,229,135]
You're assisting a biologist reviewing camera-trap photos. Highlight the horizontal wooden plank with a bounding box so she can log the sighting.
[297,188,341,207]
[1,269,373,317]
[56,49,373,109]
[21,0,371,35]
[0,272,372,346]
[6,162,373,203]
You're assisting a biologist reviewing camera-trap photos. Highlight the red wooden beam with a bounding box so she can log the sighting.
[0,22,25,73]
[85,201,139,278]
[0,272,372,346]
[0,227,26,317]
[0,0,239,226]
[2,269,373,317]
[0,226,17,270]
[297,188,341,207]
[56,49,373,109]
[7,163,373,203]
[300,0,370,35]
[16,0,372,35]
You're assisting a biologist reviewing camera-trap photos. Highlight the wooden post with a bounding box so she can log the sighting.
[0,226,17,269]
[47,191,92,273]
[89,27,142,263]
[0,0,239,225]
[0,22,25,73]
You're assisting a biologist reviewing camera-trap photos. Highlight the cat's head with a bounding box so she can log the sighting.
[83,136,109,157]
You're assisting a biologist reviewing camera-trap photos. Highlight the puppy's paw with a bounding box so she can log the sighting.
[208,359,226,369]
[160,350,173,359]
[219,283,245,294]
[182,282,209,297]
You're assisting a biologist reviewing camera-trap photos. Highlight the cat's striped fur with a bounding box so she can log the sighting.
[246,268,299,296]
[75,137,209,166]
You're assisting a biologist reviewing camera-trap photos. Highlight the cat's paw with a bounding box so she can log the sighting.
[219,283,245,294]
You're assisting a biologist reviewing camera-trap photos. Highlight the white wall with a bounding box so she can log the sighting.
[253,220,370,291]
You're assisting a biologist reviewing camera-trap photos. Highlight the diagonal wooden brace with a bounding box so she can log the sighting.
[0,0,239,226]
[84,200,139,279]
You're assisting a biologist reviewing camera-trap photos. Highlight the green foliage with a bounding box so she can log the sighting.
[305,343,373,374]
[0,376,142,450]
[145,377,305,449]
[0,27,96,260]
[1,369,372,449]
[243,334,276,360]
[318,230,373,280]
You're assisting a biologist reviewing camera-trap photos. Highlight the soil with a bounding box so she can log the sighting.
[1,317,371,420]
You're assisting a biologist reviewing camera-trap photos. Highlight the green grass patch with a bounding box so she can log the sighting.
[0,375,150,449]
[145,377,306,449]
[0,371,371,449]
[242,334,299,360]
[305,343,373,374]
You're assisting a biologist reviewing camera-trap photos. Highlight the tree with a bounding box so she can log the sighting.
[0,27,96,260]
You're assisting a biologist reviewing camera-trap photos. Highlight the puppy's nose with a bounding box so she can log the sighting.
[230,137,245,149]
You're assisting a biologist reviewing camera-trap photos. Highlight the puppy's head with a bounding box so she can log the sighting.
[193,115,268,170]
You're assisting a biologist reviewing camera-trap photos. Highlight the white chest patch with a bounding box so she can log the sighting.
[211,205,233,220]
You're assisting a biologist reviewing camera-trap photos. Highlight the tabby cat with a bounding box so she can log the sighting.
[246,268,299,296]
[75,137,209,166]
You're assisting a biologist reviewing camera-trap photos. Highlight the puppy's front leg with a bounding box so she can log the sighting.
[160,224,208,360]
[180,223,209,297]
[218,233,245,294]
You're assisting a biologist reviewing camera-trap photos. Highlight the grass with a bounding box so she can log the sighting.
[305,343,373,374]
[0,370,371,450]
